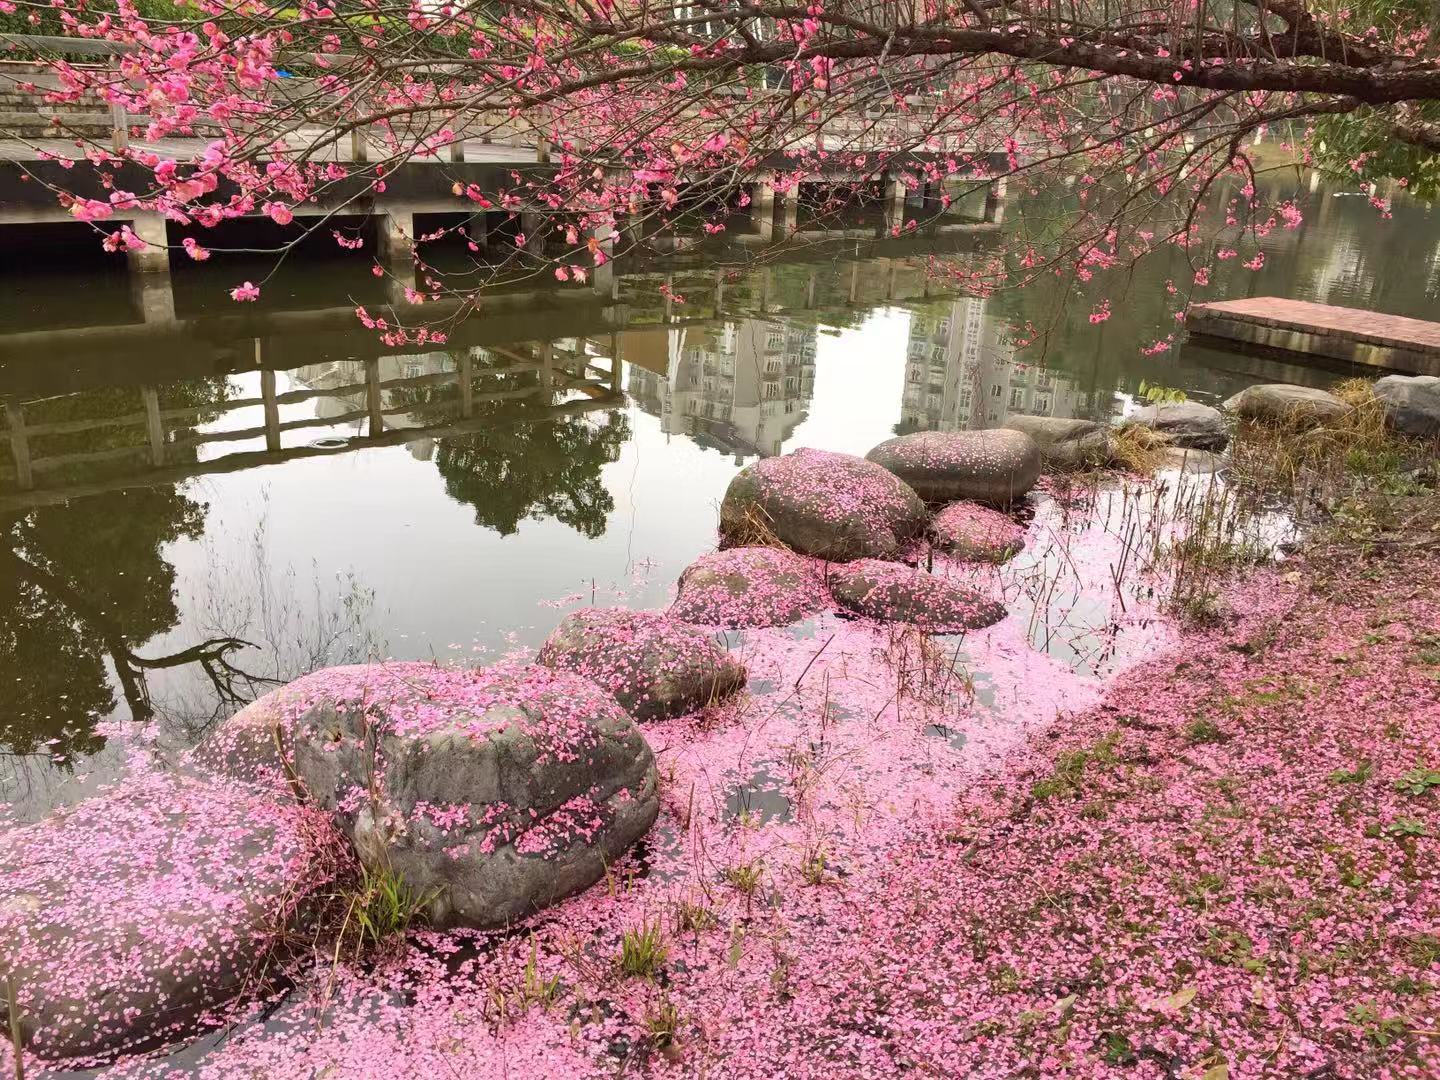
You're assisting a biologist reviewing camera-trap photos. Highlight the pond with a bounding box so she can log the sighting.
[1,167,1437,828]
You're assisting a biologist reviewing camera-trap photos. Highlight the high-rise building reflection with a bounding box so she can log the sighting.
[625,319,817,460]
[900,297,1118,432]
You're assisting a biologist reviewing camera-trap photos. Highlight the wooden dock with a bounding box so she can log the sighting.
[1187,297,1440,376]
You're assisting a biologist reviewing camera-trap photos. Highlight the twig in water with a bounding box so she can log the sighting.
[5,974,23,1080]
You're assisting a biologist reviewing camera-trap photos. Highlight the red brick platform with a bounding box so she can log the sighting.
[1187,297,1440,376]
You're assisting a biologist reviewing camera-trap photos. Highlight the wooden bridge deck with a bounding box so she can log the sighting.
[1187,297,1440,376]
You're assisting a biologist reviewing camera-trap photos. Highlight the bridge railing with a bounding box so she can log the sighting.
[4,36,991,167]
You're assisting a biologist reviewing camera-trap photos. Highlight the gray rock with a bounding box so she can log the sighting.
[827,559,1006,632]
[1003,415,1112,469]
[1223,383,1352,426]
[537,607,746,720]
[201,662,659,929]
[0,773,340,1061]
[719,447,928,561]
[865,429,1041,505]
[670,547,828,628]
[1373,375,1440,439]
[1160,446,1225,474]
[1129,401,1230,451]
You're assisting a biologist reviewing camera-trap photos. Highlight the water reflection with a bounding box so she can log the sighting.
[900,297,1118,433]
[2,170,1437,818]
[628,320,817,458]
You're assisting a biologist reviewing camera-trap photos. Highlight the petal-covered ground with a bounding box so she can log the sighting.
[8,476,1435,1079]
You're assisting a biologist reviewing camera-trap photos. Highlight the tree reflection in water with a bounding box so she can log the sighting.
[393,348,631,538]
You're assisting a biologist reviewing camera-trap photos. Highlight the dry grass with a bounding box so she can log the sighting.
[1110,423,1174,474]
[718,502,787,550]
[877,623,974,709]
[1226,379,1422,520]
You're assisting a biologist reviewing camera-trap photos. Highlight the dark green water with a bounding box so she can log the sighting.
[2,170,1436,820]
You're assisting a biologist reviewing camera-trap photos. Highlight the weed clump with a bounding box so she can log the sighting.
[1031,732,1120,801]
[338,861,435,959]
[1110,423,1172,474]
[619,921,668,978]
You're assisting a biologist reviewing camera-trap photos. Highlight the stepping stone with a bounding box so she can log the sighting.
[719,447,927,561]
[865,429,1041,504]
[1223,383,1352,426]
[827,559,1006,632]
[670,546,828,628]
[0,773,341,1062]
[197,662,659,930]
[538,607,746,720]
[1128,401,1229,450]
[930,502,1026,563]
[1004,415,1112,469]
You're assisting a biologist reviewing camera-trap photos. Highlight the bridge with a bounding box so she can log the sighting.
[0,35,1010,298]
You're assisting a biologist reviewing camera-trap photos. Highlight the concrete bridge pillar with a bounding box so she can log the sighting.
[621,191,648,245]
[378,211,417,305]
[779,187,799,238]
[130,271,175,325]
[591,224,616,298]
[465,211,489,252]
[125,214,170,274]
[377,210,413,266]
[520,211,544,253]
[751,181,777,239]
[983,177,1008,224]
[886,179,907,228]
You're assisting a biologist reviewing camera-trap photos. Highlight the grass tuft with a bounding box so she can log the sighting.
[724,859,765,895]
[619,920,669,978]
[342,861,435,958]
[1111,423,1173,474]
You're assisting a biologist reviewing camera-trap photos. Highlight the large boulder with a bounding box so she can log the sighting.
[1128,401,1229,451]
[930,502,1026,563]
[670,546,829,628]
[1003,416,1111,469]
[1373,374,1440,439]
[537,607,746,720]
[865,429,1041,505]
[827,560,1006,632]
[0,773,341,1062]
[198,662,659,929]
[1223,383,1352,427]
[719,448,927,561]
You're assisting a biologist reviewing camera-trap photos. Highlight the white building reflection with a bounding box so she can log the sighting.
[900,298,1118,432]
[625,319,817,460]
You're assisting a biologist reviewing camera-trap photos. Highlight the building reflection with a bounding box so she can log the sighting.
[899,297,1120,432]
[624,319,817,460]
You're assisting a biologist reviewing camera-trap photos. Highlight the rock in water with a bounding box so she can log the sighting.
[1160,446,1225,474]
[537,608,746,720]
[1373,375,1440,439]
[1128,401,1230,451]
[670,546,829,628]
[719,448,927,561]
[865,429,1041,504]
[0,773,342,1062]
[930,502,1026,563]
[827,559,1006,632]
[197,662,659,929]
[1003,416,1112,469]
[1223,383,1352,426]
